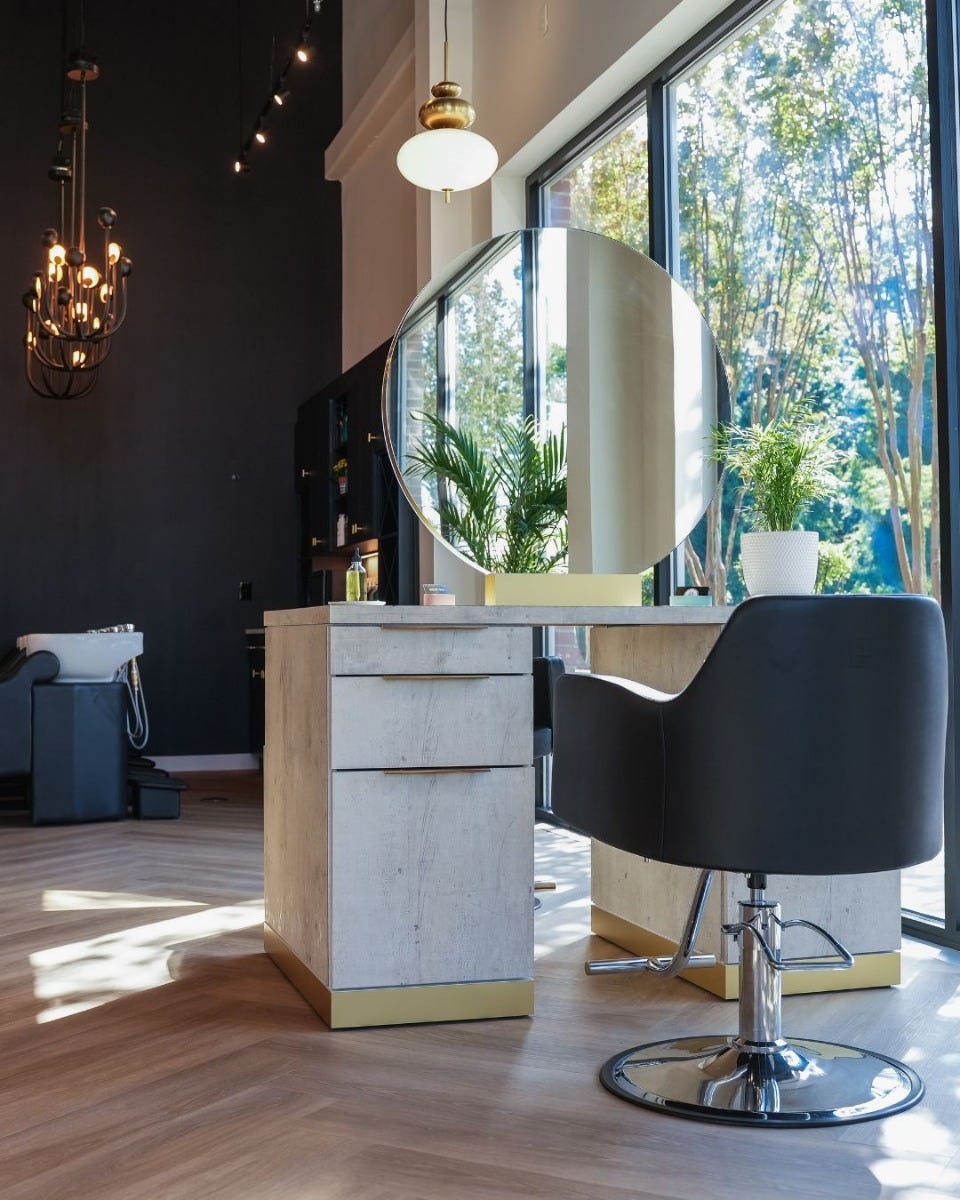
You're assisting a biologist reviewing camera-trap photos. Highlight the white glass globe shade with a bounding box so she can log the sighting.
[396,128,498,193]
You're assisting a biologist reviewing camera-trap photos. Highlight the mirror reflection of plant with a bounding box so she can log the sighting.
[711,405,846,532]
[407,410,567,573]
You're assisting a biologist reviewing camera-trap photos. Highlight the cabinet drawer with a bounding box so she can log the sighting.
[329,624,530,676]
[330,674,532,768]
[329,766,534,988]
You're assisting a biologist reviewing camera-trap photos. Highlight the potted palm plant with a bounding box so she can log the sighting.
[405,410,567,573]
[713,406,845,595]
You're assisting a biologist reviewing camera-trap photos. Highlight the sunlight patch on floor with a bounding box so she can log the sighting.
[31,898,264,1022]
[42,889,206,911]
[874,1106,958,1164]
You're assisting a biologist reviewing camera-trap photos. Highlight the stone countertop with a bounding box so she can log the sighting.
[264,604,734,628]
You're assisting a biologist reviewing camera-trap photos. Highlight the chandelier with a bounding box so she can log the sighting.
[396,0,497,202]
[22,2,131,399]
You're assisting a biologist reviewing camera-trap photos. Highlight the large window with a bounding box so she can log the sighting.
[530,0,956,938]
[543,110,649,253]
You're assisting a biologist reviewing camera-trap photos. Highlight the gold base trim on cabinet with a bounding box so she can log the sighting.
[484,573,648,606]
[264,925,534,1029]
[590,907,900,1000]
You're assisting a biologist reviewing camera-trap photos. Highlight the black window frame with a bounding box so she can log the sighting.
[526,0,960,950]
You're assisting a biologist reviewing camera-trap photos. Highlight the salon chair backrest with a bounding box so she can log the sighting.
[553,595,947,876]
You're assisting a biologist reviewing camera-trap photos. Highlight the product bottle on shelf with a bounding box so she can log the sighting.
[345,548,366,602]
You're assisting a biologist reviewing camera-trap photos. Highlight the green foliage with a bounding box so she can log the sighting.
[815,538,857,593]
[557,0,937,601]
[449,250,525,449]
[713,407,846,532]
[563,116,649,251]
[406,410,568,574]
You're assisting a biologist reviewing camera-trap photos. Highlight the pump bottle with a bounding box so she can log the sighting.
[345,548,366,602]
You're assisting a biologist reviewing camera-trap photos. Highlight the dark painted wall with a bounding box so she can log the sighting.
[0,1,341,754]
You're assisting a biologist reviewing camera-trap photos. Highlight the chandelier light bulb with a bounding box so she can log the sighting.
[23,16,132,399]
[255,129,267,144]
[296,46,310,63]
[273,89,290,106]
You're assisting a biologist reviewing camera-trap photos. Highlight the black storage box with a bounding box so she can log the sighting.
[130,773,187,819]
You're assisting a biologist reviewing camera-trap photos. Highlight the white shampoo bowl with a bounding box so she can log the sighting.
[17,632,143,683]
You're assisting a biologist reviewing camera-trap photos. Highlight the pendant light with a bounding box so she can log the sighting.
[22,0,132,400]
[396,0,498,202]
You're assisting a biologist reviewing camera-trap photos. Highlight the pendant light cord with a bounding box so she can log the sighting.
[443,0,449,81]
[58,0,67,116]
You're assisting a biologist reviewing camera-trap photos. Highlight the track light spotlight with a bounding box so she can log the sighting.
[230,3,324,177]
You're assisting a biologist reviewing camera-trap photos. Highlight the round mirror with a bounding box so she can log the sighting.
[383,227,728,577]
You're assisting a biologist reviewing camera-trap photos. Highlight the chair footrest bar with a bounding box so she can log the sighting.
[586,953,716,976]
[723,913,854,973]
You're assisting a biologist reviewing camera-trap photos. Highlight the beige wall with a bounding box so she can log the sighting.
[342,0,414,116]
[328,0,731,596]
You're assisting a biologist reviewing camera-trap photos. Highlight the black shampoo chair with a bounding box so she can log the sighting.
[552,595,947,1127]
[0,650,60,776]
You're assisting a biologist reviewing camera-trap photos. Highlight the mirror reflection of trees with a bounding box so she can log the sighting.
[450,244,525,449]
[398,240,570,572]
[547,0,936,603]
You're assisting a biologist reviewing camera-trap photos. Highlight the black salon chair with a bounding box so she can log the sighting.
[552,594,947,1127]
[533,655,565,760]
[533,655,565,904]
[0,650,60,776]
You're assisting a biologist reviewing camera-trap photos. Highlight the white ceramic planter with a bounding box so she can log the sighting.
[740,530,819,596]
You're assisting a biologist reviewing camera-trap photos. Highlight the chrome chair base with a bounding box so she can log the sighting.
[601,1035,923,1127]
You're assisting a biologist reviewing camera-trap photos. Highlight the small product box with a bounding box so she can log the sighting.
[422,583,455,606]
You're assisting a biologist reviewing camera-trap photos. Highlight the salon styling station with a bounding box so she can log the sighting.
[264,227,904,1028]
[263,603,902,1028]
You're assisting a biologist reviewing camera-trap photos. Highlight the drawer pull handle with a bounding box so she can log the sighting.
[381,674,490,681]
[251,668,265,681]
[378,624,484,632]
[382,767,491,776]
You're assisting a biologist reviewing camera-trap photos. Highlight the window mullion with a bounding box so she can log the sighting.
[648,80,675,605]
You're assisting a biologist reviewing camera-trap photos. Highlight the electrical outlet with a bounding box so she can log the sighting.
[239,581,253,601]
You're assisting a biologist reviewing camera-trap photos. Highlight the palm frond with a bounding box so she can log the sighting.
[406,408,567,573]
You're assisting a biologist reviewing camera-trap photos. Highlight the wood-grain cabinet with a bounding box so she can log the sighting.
[264,618,535,1028]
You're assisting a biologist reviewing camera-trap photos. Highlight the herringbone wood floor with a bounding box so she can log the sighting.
[0,772,958,1199]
